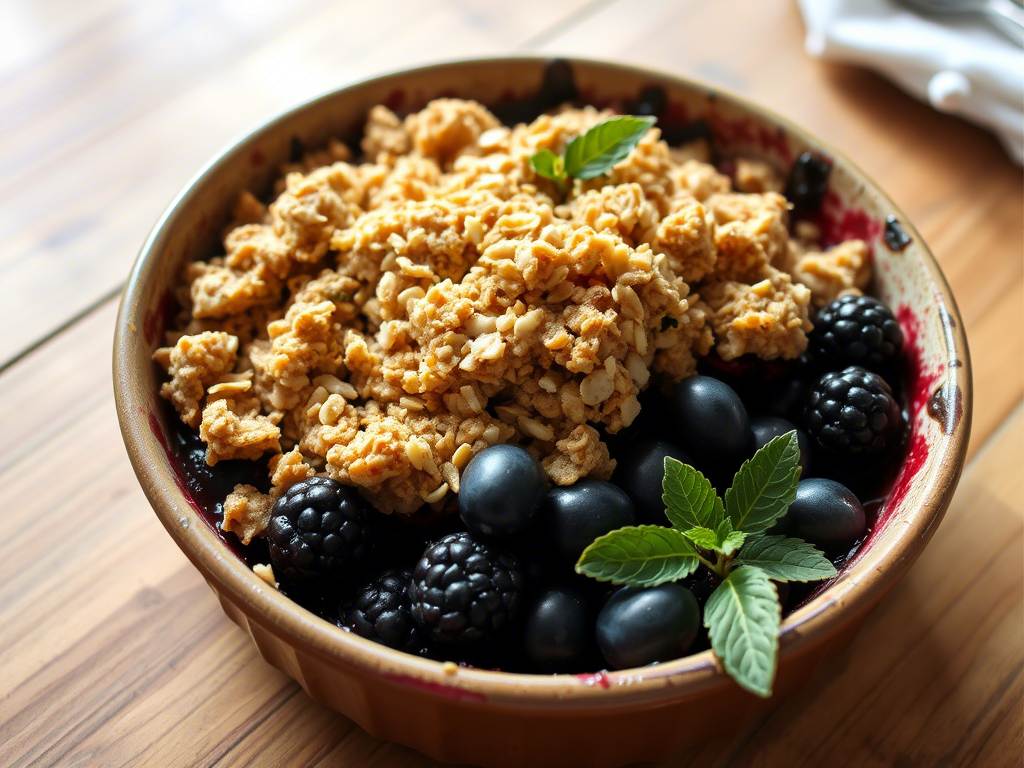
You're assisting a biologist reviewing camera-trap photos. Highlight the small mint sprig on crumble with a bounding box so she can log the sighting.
[528,115,656,197]
[574,431,837,697]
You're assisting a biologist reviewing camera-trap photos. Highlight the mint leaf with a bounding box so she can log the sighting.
[684,526,718,550]
[724,431,801,534]
[735,535,838,583]
[528,148,566,186]
[576,525,700,587]
[563,116,656,180]
[716,519,746,556]
[704,566,781,697]
[663,457,725,531]
[684,520,744,555]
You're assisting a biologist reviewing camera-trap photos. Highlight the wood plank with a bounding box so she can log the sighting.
[0,0,598,367]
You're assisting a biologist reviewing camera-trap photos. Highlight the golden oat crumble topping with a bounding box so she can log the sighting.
[783,236,871,307]
[154,98,871,531]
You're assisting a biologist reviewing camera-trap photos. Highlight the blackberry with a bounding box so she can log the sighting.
[409,532,524,645]
[809,295,904,375]
[339,568,428,655]
[266,476,376,583]
[805,366,903,461]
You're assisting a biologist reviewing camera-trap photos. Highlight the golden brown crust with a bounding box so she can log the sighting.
[702,266,812,360]
[157,98,870,516]
[222,485,275,545]
[784,238,871,306]
[156,331,239,428]
[734,158,784,194]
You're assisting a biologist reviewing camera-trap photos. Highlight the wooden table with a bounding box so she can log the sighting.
[2,1,1021,765]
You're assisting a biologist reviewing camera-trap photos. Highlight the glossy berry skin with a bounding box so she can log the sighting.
[339,568,427,655]
[614,440,693,525]
[596,583,701,670]
[267,477,375,583]
[808,295,904,375]
[785,151,831,215]
[409,533,524,645]
[805,366,904,460]
[750,416,812,477]
[541,480,636,564]
[459,445,547,538]
[771,478,866,553]
[669,376,753,469]
[523,587,593,673]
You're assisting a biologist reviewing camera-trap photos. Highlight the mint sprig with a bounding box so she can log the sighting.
[576,525,699,587]
[724,432,802,534]
[575,431,837,697]
[734,535,837,583]
[661,458,723,531]
[528,148,566,190]
[528,115,656,195]
[704,566,780,698]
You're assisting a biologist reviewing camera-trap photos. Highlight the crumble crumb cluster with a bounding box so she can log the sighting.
[155,98,870,532]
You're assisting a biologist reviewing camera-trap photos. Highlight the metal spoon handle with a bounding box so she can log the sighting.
[984,0,1024,46]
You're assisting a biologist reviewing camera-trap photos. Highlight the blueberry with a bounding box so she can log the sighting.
[523,587,593,673]
[771,478,866,552]
[540,480,635,564]
[459,445,547,538]
[661,119,713,148]
[750,416,811,477]
[539,58,577,107]
[669,376,753,470]
[785,151,831,216]
[596,583,700,669]
[613,439,692,525]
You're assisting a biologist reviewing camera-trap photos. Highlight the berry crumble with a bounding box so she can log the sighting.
[152,87,903,681]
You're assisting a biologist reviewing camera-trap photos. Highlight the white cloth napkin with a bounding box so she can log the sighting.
[797,0,1024,164]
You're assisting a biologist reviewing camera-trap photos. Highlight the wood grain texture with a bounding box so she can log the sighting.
[0,0,599,367]
[1,0,1021,766]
